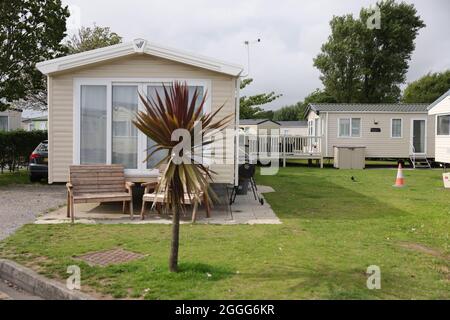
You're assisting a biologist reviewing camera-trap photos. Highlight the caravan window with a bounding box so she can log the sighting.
[437,115,450,135]
[0,116,8,131]
[338,118,361,137]
[391,119,402,138]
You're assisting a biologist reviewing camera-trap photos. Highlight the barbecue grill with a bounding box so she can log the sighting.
[229,163,264,205]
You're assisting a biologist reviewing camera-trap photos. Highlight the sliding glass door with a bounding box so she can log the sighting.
[76,80,209,174]
[80,85,107,164]
[112,85,138,169]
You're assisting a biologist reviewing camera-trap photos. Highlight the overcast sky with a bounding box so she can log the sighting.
[62,0,450,111]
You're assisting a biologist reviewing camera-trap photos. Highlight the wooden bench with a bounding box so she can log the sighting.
[66,164,134,222]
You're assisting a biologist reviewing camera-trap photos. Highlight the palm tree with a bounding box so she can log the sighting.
[133,82,232,272]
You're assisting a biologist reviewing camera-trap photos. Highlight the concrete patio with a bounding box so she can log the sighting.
[35,185,281,225]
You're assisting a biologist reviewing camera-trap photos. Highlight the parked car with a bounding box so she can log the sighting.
[29,140,48,182]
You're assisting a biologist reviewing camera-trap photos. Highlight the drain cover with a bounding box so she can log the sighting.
[76,248,144,266]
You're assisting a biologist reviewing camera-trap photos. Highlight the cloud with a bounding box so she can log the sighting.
[64,0,450,109]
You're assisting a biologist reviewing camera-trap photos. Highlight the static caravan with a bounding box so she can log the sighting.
[0,109,22,132]
[239,119,280,135]
[278,121,308,136]
[36,39,243,185]
[305,103,435,166]
[428,89,450,163]
[22,115,48,131]
[239,119,307,136]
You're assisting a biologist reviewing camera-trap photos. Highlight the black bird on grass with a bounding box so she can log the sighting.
[351,176,356,182]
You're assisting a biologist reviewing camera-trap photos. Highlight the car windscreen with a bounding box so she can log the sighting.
[38,143,48,152]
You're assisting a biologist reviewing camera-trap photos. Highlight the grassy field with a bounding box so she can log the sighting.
[0,167,448,299]
[287,158,404,167]
[0,170,31,186]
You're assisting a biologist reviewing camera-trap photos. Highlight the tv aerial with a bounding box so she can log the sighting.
[242,38,261,77]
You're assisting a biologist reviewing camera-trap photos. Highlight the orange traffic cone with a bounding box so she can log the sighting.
[393,163,405,187]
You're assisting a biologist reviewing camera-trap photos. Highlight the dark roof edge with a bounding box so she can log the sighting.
[257,119,280,125]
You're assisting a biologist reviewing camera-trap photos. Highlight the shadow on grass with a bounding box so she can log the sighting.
[238,263,418,299]
[260,172,409,220]
[283,160,400,169]
[63,259,236,299]
[176,262,234,281]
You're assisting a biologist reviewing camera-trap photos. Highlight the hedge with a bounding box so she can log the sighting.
[0,130,48,173]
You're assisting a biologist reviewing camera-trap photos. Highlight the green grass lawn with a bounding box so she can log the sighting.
[287,158,402,168]
[0,167,448,299]
[0,170,31,186]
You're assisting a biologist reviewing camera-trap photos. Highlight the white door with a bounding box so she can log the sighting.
[411,119,426,154]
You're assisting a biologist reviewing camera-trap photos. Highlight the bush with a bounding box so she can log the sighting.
[0,130,47,173]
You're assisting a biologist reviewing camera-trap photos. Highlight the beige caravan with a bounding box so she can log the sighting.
[278,121,308,136]
[305,103,435,166]
[22,115,48,131]
[239,119,280,135]
[37,39,243,184]
[0,109,22,131]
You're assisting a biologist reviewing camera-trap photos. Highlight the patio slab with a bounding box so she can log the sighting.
[35,185,281,225]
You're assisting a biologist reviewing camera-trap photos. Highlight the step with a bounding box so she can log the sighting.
[410,154,428,158]
[0,279,41,300]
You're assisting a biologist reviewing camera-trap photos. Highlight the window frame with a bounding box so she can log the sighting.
[308,120,314,136]
[436,114,450,136]
[0,116,9,131]
[338,117,361,138]
[390,118,403,138]
[73,78,212,175]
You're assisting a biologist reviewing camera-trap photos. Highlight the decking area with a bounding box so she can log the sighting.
[240,134,323,167]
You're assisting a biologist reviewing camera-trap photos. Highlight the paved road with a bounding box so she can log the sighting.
[0,279,42,300]
[0,184,66,300]
[0,184,66,240]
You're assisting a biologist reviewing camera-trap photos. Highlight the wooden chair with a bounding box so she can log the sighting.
[140,187,209,222]
[66,164,134,223]
[140,164,211,222]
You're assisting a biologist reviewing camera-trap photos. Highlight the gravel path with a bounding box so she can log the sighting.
[0,184,66,240]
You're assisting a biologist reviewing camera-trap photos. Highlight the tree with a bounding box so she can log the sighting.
[133,82,231,272]
[314,15,364,103]
[240,78,281,119]
[0,0,70,111]
[66,25,122,54]
[254,110,274,120]
[271,89,337,121]
[273,104,301,121]
[298,89,337,119]
[314,0,425,103]
[14,24,123,111]
[403,70,450,103]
